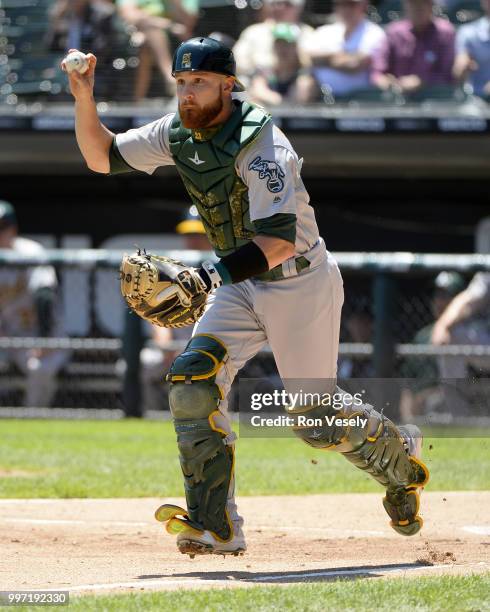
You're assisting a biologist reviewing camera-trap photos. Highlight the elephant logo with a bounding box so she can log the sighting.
[248,156,285,193]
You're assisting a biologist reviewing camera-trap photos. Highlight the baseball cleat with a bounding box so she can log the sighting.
[176,527,246,558]
[383,424,430,536]
[155,503,246,558]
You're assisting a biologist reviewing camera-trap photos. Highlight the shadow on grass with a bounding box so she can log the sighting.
[138,561,433,584]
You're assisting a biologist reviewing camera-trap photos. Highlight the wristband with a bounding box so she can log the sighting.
[198,242,270,288]
[216,241,269,284]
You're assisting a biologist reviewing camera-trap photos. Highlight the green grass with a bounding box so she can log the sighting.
[17,574,490,611]
[0,419,489,498]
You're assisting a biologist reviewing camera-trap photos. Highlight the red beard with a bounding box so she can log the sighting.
[179,96,224,129]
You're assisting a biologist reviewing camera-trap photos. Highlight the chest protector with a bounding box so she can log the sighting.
[169,102,271,257]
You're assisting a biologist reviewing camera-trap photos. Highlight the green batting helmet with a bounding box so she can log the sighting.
[172,37,245,92]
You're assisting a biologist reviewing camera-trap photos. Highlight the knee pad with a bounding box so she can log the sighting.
[167,333,227,419]
[165,334,233,540]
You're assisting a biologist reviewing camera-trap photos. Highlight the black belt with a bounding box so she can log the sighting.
[255,255,311,282]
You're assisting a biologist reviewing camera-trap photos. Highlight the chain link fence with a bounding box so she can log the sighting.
[0,249,489,422]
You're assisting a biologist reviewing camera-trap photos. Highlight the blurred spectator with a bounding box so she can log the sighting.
[249,23,313,106]
[372,0,455,95]
[208,31,236,51]
[453,0,490,97]
[302,0,386,99]
[0,201,70,407]
[46,0,116,97]
[431,271,490,416]
[116,0,197,100]
[233,0,313,88]
[399,271,465,419]
[173,205,211,250]
[338,301,375,378]
[432,271,490,373]
[194,5,249,42]
[417,271,466,346]
[47,0,115,54]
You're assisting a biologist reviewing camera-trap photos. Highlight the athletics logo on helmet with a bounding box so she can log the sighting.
[172,37,245,92]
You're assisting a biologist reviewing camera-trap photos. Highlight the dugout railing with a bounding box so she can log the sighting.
[0,249,489,417]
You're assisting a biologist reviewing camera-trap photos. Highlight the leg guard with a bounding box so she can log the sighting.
[165,334,234,541]
[287,392,429,535]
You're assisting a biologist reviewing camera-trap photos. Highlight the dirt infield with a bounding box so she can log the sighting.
[1,492,489,595]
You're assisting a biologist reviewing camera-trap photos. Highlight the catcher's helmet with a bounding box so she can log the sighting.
[172,37,245,92]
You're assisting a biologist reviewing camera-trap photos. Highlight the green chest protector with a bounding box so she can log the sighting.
[168,102,271,257]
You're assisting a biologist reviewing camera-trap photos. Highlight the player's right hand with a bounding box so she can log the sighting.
[61,49,97,100]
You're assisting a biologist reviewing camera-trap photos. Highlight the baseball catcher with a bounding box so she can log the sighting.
[66,36,429,559]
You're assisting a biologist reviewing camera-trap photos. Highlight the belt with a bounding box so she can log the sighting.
[255,255,311,282]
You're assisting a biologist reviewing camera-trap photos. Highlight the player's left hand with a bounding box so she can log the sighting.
[119,250,209,328]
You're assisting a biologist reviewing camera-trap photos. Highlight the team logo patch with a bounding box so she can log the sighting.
[248,156,285,193]
[182,53,192,68]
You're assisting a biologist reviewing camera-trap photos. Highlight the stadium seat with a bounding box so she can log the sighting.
[335,88,398,104]
[404,85,462,103]
[0,0,137,103]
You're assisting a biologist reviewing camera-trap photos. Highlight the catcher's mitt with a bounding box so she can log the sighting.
[119,251,208,328]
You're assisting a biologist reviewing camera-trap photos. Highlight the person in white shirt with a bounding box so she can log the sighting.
[432,272,490,376]
[432,272,490,416]
[249,22,314,106]
[302,0,386,99]
[233,0,313,88]
[0,201,70,407]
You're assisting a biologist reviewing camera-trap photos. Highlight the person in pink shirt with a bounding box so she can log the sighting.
[372,0,455,95]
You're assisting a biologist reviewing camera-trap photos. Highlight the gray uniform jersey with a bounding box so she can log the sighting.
[115,114,320,256]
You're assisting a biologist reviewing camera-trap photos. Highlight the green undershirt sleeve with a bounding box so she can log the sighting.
[108,138,136,175]
[254,213,297,245]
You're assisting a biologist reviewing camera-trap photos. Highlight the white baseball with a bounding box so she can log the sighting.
[64,51,89,74]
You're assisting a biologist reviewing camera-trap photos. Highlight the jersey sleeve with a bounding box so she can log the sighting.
[236,130,300,244]
[112,113,175,175]
[465,272,490,312]
[237,130,300,221]
[27,266,57,292]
